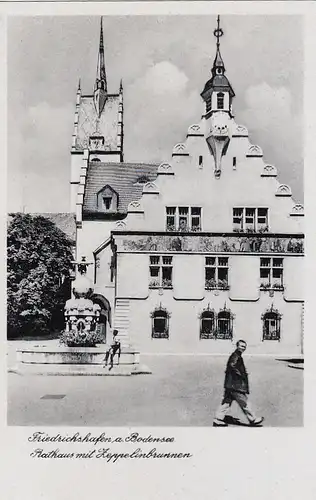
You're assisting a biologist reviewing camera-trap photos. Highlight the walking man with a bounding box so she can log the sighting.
[213,340,264,427]
[103,329,121,371]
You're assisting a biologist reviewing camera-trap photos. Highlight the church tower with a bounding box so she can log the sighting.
[70,18,124,211]
[201,16,235,178]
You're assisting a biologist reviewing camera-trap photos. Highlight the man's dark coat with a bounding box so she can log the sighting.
[224,349,249,394]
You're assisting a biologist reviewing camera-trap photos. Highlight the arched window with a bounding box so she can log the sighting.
[151,306,170,339]
[217,92,224,110]
[217,307,234,340]
[91,157,101,162]
[262,307,281,341]
[200,308,216,339]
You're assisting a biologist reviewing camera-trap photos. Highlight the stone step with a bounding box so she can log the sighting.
[11,363,152,376]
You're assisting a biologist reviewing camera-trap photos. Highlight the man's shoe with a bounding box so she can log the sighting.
[213,419,228,427]
[249,417,264,426]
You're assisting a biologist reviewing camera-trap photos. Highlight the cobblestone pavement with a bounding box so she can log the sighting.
[7,353,303,427]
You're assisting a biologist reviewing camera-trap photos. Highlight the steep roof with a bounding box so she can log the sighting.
[8,213,76,243]
[83,162,159,214]
[74,95,120,151]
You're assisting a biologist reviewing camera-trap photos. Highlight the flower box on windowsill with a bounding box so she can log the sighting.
[205,279,230,291]
[260,283,284,292]
[149,280,173,290]
[200,331,233,340]
[152,332,169,339]
[233,226,269,234]
[162,280,173,289]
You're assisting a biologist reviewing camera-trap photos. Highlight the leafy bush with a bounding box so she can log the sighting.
[7,213,74,338]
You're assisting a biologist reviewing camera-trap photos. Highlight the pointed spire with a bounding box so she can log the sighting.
[77,78,81,92]
[212,15,225,75]
[95,17,107,94]
[119,79,123,93]
[94,17,108,117]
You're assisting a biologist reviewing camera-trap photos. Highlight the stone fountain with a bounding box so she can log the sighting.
[14,257,151,376]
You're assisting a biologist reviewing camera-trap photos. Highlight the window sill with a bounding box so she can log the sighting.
[166,228,202,233]
[200,335,233,340]
[262,338,281,342]
[149,285,173,290]
[205,286,230,291]
[233,228,270,234]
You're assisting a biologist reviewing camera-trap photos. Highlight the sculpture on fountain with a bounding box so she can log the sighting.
[60,256,102,347]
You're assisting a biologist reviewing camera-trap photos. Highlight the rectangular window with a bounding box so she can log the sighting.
[260,257,283,290]
[217,93,224,110]
[245,208,255,231]
[205,256,229,290]
[149,255,173,289]
[166,207,202,232]
[178,207,189,231]
[233,157,237,169]
[233,208,269,232]
[257,208,268,231]
[166,207,176,231]
[191,207,201,232]
[233,208,243,231]
[199,155,203,167]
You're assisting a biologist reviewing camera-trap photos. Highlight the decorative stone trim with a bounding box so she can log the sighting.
[187,124,204,137]
[246,144,263,157]
[172,143,189,157]
[115,220,127,229]
[231,123,248,137]
[142,182,160,194]
[261,164,278,177]
[275,184,292,197]
[127,201,144,213]
[157,162,174,175]
[290,204,304,217]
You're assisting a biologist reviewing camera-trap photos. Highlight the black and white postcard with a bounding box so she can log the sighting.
[1,2,315,499]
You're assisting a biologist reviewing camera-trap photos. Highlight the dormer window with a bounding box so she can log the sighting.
[97,185,118,212]
[217,92,224,110]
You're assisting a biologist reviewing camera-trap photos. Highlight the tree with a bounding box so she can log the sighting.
[7,213,74,338]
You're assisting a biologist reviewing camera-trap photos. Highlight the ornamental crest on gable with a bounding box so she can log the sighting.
[127,201,144,213]
[290,204,304,216]
[158,162,173,175]
[275,184,292,197]
[115,220,126,229]
[187,124,202,135]
[246,144,263,157]
[261,164,278,177]
[143,182,159,194]
[172,143,189,156]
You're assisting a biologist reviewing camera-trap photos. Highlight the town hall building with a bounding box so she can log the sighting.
[71,18,304,354]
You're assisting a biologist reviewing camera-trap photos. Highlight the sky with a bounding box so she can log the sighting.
[7,15,303,213]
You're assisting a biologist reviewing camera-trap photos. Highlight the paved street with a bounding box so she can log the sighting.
[7,354,303,427]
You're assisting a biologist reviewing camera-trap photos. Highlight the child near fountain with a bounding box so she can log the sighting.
[103,329,121,370]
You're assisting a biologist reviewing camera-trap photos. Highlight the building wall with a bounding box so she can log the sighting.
[127,293,302,354]
[76,113,303,355]
[121,118,303,234]
[106,249,303,354]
